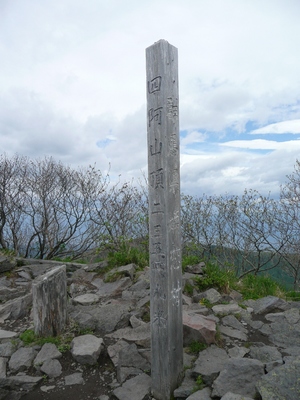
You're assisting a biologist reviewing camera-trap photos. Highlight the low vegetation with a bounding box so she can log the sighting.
[191,260,286,300]
[186,341,207,355]
[19,320,95,352]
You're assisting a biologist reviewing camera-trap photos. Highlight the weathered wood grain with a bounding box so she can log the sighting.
[146,39,183,400]
[32,265,67,337]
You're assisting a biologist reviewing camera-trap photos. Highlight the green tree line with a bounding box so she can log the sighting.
[1,153,300,289]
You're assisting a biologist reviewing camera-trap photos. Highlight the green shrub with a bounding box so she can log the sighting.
[187,341,207,355]
[192,375,204,392]
[183,282,194,296]
[19,328,75,352]
[107,240,148,269]
[285,291,300,301]
[20,329,36,345]
[199,298,213,308]
[240,274,283,300]
[182,254,202,272]
[194,262,236,293]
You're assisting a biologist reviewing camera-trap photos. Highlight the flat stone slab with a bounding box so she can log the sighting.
[96,277,132,298]
[212,358,265,398]
[106,323,151,348]
[5,375,43,391]
[256,356,300,400]
[0,330,18,339]
[249,344,282,364]
[40,385,56,392]
[212,304,242,315]
[70,299,132,335]
[228,346,250,358]
[186,387,211,400]
[65,372,84,385]
[72,293,100,305]
[105,263,137,281]
[219,325,247,341]
[221,315,247,332]
[193,345,229,385]
[220,393,254,400]
[251,296,288,314]
[113,373,151,400]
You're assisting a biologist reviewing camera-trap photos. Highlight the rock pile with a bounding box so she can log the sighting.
[0,255,300,399]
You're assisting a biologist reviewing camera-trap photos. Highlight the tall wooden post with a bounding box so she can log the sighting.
[146,40,183,400]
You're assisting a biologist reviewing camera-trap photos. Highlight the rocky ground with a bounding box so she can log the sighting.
[1,255,300,400]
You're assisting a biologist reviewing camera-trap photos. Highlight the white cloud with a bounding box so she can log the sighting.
[181,131,207,147]
[1,0,300,197]
[251,120,300,135]
[221,139,300,151]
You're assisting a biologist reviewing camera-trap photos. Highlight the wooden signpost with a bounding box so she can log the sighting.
[146,39,183,400]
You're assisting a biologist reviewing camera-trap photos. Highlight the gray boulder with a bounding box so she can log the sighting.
[113,373,151,400]
[0,256,15,273]
[201,288,222,304]
[192,345,229,385]
[249,296,288,314]
[186,387,211,400]
[34,343,62,366]
[182,310,216,345]
[106,323,151,348]
[69,299,132,334]
[4,375,43,391]
[65,372,84,385]
[117,342,150,383]
[212,303,242,315]
[71,334,103,365]
[256,356,300,400]
[9,347,36,372]
[0,358,6,379]
[40,358,62,378]
[249,344,282,364]
[0,293,32,320]
[221,393,254,400]
[212,358,264,398]
[173,369,194,399]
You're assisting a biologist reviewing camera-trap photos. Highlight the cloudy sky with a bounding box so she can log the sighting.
[1,0,300,198]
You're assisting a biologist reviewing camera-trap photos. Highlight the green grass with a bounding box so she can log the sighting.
[192,375,204,393]
[187,341,207,355]
[182,254,203,272]
[104,269,128,283]
[199,298,213,308]
[238,274,284,300]
[19,329,36,345]
[285,291,300,301]
[183,282,194,296]
[107,241,149,269]
[194,262,236,293]
[193,261,286,301]
[19,323,95,352]
[20,329,61,347]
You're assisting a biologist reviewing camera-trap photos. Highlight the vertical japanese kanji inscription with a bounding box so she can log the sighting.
[146,39,183,400]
